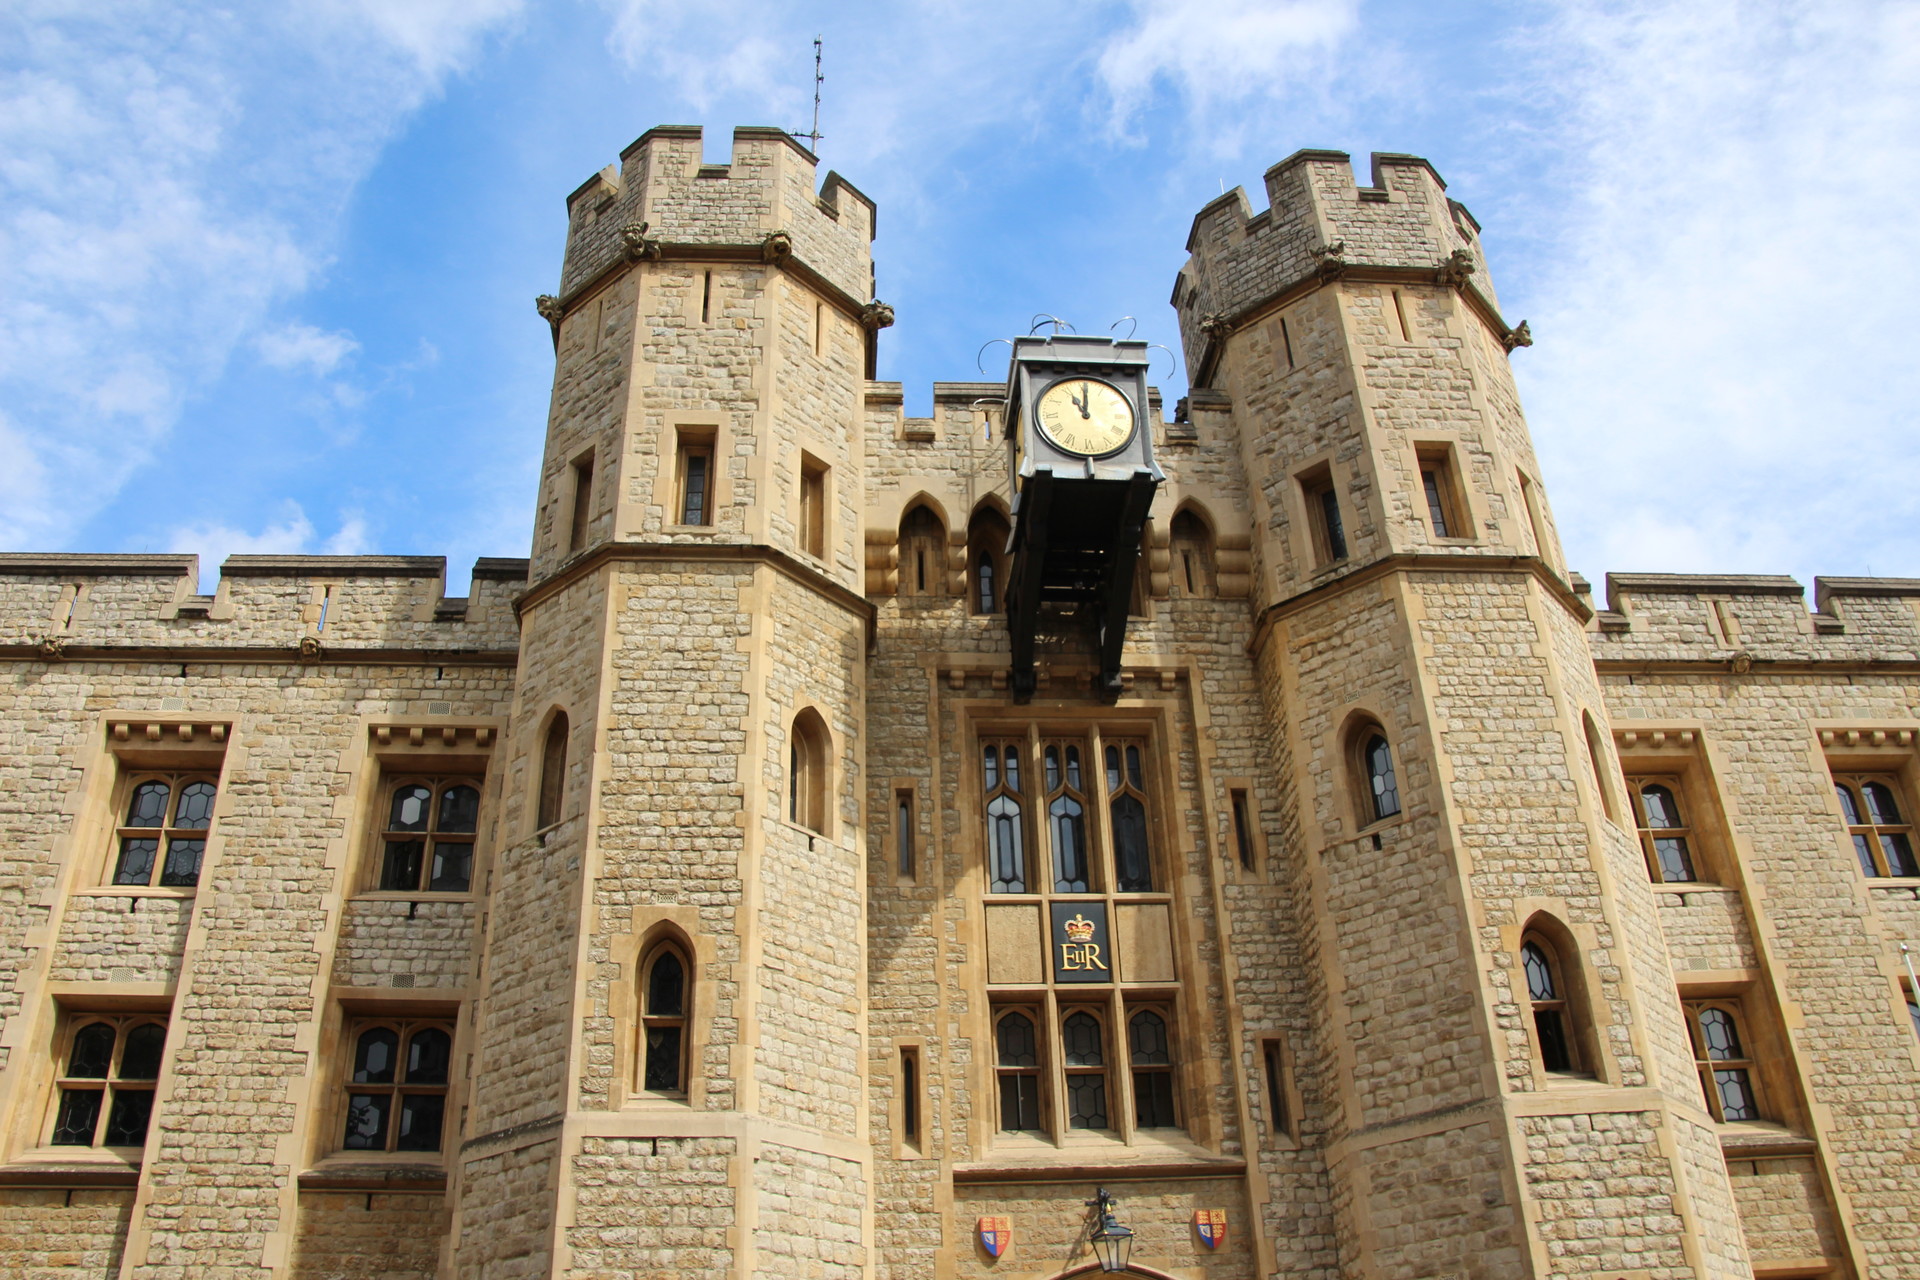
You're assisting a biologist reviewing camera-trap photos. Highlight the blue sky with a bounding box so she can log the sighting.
[5,1,1917,597]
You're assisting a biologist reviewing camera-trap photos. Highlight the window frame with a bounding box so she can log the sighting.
[1414,442,1470,542]
[798,453,829,560]
[1167,508,1217,599]
[108,770,220,891]
[1627,775,1701,884]
[1682,999,1764,1123]
[975,718,1187,1150]
[366,775,484,896]
[336,1015,457,1158]
[897,503,946,598]
[787,710,831,836]
[1832,772,1920,879]
[1299,465,1348,566]
[674,429,716,528]
[1521,935,1580,1074]
[566,449,595,554]
[637,942,692,1098]
[46,1012,169,1153]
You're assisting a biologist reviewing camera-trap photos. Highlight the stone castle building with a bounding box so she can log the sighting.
[0,125,1915,1280]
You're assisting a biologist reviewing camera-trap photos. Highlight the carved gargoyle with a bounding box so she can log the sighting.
[1438,248,1476,288]
[1315,239,1346,267]
[620,221,662,262]
[1502,320,1533,352]
[297,635,324,660]
[1198,312,1233,341]
[761,229,793,264]
[859,300,895,331]
[535,294,563,340]
[36,636,66,660]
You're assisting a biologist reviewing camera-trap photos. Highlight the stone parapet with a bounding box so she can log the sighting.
[558,125,877,306]
[1593,571,1920,664]
[0,553,525,653]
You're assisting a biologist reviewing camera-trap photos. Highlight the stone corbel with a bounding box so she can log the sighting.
[859,300,896,331]
[535,295,563,346]
[35,636,65,661]
[620,221,662,262]
[1437,248,1475,289]
[1502,320,1533,353]
[760,229,793,264]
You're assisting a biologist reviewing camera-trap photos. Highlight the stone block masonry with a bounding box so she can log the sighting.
[1,126,1914,1280]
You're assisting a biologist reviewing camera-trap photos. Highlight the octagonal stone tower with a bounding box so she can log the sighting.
[453,126,883,1277]
[1173,151,1753,1279]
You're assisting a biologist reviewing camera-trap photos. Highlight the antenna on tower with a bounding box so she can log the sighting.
[792,37,824,153]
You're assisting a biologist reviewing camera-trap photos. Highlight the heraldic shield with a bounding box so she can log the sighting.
[1194,1208,1228,1249]
[978,1216,1011,1258]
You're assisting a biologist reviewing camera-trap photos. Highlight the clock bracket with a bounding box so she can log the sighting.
[1000,335,1164,703]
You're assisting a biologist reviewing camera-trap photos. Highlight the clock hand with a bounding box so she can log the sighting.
[1077,383,1091,419]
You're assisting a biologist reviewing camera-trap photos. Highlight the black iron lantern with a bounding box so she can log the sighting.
[1087,1187,1134,1273]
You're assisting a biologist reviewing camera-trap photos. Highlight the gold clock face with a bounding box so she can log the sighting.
[1035,378,1135,457]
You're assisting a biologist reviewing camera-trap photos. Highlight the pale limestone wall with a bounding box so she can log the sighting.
[287,1192,445,1280]
[1725,1156,1844,1266]
[1598,664,1920,1277]
[566,1136,736,1277]
[753,1144,864,1278]
[1517,1112,1686,1276]
[330,899,477,990]
[952,1179,1258,1280]
[0,1187,134,1278]
[48,895,193,985]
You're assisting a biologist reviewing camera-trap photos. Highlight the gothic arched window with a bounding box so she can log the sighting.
[983,742,1028,893]
[1352,728,1400,824]
[898,504,946,597]
[640,943,690,1094]
[1521,938,1573,1072]
[994,1010,1042,1133]
[968,505,1011,615]
[1168,509,1216,598]
[1128,1009,1177,1128]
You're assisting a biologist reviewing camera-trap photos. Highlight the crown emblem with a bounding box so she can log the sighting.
[1064,913,1096,942]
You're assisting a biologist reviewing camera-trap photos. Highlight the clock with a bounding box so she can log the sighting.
[1035,377,1135,457]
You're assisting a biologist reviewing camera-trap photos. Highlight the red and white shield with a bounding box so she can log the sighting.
[978,1215,1011,1258]
[1194,1208,1228,1249]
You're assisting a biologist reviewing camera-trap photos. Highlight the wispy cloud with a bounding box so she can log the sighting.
[0,0,525,551]
[1506,0,1920,585]
[167,502,369,591]
[257,322,360,375]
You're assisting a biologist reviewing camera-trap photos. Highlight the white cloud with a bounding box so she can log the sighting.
[1097,0,1361,133]
[0,0,525,551]
[1506,0,1920,586]
[167,503,368,591]
[257,323,361,375]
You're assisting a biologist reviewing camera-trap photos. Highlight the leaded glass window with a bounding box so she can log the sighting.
[641,946,690,1094]
[343,1020,452,1153]
[1684,1002,1761,1123]
[1364,734,1400,822]
[1061,1011,1109,1130]
[1834,775,1920,878]
[1128,1009,1176,1128]
[377,778,479,893]
[1106,743,1153,892]
[113,773,218,888]
[51,1015,166,1148]
[1630,779,1698,883]
[1045,743,1090,893]
[1522,938,1575,1072]
[995,1010,1042,1133]
[983,743,1028,894]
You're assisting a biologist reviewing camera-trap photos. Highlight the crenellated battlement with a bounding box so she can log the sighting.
[1589,571,1920,665]
[0,552,526,655]
[1172,149,1499,380]
[557,124,877,307]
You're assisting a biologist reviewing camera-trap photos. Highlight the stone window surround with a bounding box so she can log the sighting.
[25,1003,173,1164]
[1615,727,1736,890]
[305,993,463,1177]
[353,722,498,903]
[604,909,717,1112]
[87,720,232,898]
[1819,726,1920,881]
